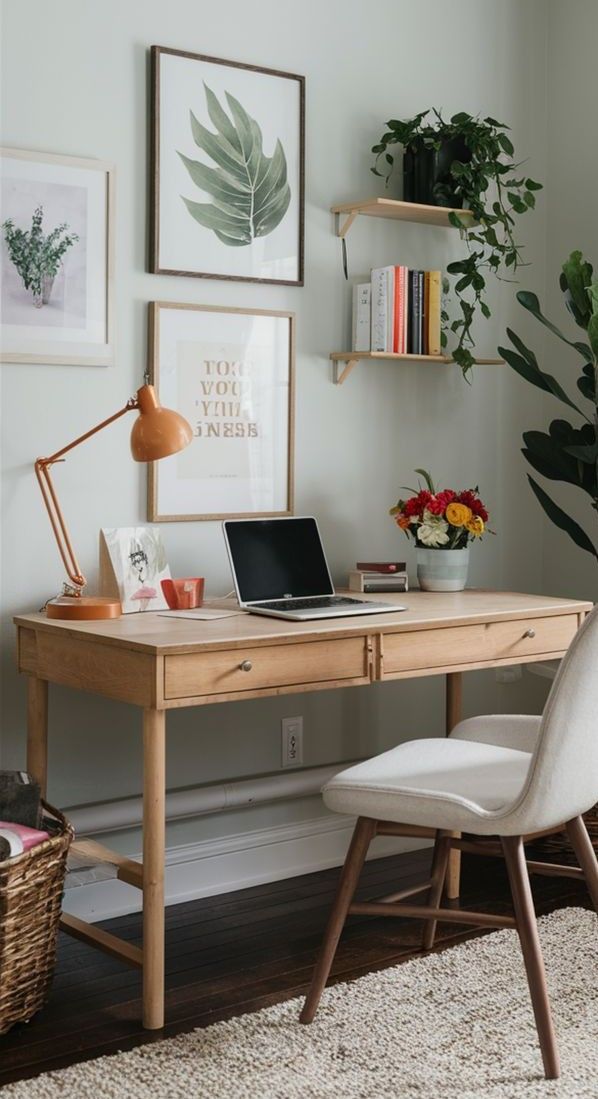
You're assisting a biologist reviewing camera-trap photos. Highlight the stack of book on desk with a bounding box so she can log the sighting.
[352,267,442,356]
[348,562,409,594]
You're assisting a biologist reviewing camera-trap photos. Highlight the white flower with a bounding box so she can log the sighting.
[417,509,450,547]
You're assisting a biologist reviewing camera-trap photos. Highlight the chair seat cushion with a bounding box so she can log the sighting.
[323,738,533,834]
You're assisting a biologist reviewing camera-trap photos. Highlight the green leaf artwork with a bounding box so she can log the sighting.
[178,84,291,247]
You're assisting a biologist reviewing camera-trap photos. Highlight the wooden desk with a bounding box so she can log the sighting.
[14,590,591,1029]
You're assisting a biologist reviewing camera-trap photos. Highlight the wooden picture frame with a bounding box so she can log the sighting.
[0,148,115,366]
[150,46,305,286]
[147,301,295,521]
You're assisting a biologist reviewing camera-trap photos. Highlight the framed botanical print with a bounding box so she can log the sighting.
[148,301,295,521]
[150,46,304,285]
[0,148,115,365]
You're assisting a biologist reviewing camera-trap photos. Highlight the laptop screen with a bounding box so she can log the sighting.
[224,518,334,603]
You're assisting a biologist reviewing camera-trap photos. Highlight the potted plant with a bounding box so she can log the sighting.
[499,250,598,561]
[390,469,490,591]
[371,110,542,378]
[1,205,79,308]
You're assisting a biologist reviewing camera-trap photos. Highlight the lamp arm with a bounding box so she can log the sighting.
[35,396,139,593]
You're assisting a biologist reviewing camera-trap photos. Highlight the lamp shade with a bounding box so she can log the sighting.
[130,384,193,462]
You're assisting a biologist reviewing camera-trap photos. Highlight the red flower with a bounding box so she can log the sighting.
[458,489,489,522]
[426,495,445,515]
[403,490,431,518]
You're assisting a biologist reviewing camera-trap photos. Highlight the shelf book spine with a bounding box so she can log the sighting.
[418,271,425,355]
[370,267,388,352]
[385,267,395,353]
[393,266,407,353]
[426,270,442,356]
[408,270,423,355]
[352,283,371,352]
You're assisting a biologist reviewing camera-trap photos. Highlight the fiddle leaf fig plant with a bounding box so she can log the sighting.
[371,109,542,378]
[498,250,598,559]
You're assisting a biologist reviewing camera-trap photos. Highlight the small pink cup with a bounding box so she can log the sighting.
[161,577,205,610]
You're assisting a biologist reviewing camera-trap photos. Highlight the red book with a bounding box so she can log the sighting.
[356,561,406,573]
[393,266,407,353]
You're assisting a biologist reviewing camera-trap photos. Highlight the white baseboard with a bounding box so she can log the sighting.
[63,814,430,924]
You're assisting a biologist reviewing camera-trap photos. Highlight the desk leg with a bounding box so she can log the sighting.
[445,672,462,901]
[27,677,48,796]
[142,708,166,1030]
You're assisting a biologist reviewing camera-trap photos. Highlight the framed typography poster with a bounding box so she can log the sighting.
[150,46,305,285]
[0,148,115,365]
[147,302,295,521]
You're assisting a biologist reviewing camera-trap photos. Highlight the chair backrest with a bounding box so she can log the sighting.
[514,604,598,833]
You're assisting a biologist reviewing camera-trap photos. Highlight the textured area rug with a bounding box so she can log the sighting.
[3,907,597,1099]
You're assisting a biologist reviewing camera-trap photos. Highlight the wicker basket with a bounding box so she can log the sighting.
[0,802,73,1034]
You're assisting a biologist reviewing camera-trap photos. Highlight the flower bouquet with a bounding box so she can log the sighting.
[390,470,490,591]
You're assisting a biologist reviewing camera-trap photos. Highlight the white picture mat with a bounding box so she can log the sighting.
[101,527,171,613]
[0,149,114,364]
[157,52,302,282]
[152,305,293,519]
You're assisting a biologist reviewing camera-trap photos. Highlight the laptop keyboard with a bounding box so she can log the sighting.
[254,596,365,611]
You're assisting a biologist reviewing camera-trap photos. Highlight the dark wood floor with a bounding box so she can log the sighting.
[0,846,590,1088]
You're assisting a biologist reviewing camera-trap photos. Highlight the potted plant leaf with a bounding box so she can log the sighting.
[2,205,79,308]
[371,110,542,378]
[499,250,598,561]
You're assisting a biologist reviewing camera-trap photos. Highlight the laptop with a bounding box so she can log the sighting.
[223,516,404,621]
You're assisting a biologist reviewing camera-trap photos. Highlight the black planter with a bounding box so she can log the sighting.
[403,136,471,208]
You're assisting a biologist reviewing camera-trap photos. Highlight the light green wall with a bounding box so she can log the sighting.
[0,0,552,859]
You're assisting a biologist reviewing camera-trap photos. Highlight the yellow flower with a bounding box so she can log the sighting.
[445,502,473,527]
[466,515,485,537]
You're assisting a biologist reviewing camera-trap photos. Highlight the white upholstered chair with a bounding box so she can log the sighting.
[300,605,598,1080]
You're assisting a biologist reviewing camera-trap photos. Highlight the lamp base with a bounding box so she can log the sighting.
[46,596,122,620]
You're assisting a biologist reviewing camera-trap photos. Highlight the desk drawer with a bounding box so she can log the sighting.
[164,637,369,700]
[382,614,578,676]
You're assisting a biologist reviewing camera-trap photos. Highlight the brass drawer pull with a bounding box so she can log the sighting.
[239,659,253,672]
[523,628,536,639]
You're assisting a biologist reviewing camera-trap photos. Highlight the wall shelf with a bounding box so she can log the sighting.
[330,351,504,386]
[331,197,474,239]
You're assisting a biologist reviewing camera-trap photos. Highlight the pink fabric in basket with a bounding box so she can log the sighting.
[0,822,49,851]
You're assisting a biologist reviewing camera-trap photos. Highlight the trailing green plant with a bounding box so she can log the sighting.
[371,109,542,378]
[2,206,79,303]
[498,250,598,560]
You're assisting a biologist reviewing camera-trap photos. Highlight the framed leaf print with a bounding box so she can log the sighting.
[147,301,295,521]
[150,46,304,285]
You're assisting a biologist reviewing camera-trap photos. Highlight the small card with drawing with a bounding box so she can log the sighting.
[100,527,171,613]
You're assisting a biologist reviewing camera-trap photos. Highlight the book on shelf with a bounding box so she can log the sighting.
[425,270,441,356]
[371,266,392,352]
[349,570,409,593]
[352,283,371,352]
[364,266,443,357]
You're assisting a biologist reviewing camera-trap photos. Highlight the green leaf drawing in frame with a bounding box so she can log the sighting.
[179,84,291,247]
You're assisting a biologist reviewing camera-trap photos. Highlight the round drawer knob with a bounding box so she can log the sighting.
[239,659,253,672]
[523,628,536,639]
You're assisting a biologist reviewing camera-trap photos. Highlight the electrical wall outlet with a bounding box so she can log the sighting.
[281,716,303,768]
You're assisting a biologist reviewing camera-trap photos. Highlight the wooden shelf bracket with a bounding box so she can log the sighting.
[333,357,360,385]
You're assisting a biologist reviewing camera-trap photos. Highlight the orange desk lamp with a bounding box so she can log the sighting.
[35,383,193,620]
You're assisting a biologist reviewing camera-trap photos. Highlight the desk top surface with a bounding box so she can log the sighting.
[14,590,592,656]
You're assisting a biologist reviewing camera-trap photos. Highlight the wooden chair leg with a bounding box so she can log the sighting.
[422,830,452,951]
[300,817,376,1024]
[501,836,560,1080]
[565,816,598,912]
